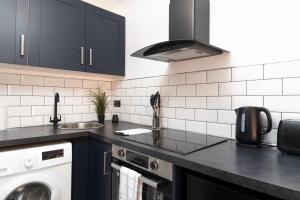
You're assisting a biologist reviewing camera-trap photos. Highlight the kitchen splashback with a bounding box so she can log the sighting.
[0,72,112,128]
[112,60,300,144]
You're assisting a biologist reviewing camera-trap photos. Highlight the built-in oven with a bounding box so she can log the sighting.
[111,145,173,200]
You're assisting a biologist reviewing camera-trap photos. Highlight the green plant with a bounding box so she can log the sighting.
[90,89,109,116]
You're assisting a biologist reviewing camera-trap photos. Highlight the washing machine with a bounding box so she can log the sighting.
[0,141,72,200]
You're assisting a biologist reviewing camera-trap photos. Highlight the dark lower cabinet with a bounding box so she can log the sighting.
[186,170,282,200]
[29,0,86,71]
[0,0,28,65]
[86,4,125,75]
[71,137,112,200]
[71,137,89,200]
[89,139,112,200]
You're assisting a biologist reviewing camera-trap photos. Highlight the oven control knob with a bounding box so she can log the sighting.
[118,150,125,157]
[150,161,159,170]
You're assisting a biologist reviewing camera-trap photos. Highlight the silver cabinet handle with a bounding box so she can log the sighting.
[20,34,25,56]
[89,48,93,66]
[80,47,84,65]
[103,151,111,175]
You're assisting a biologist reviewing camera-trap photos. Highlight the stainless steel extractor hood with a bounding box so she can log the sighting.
[131,0,227,62]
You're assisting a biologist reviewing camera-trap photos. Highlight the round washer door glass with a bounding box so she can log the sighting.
[5,183,51,200]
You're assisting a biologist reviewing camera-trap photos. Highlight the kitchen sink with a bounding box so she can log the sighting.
[58,122,104,130]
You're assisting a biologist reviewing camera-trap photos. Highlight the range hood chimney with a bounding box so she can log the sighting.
[131,0,227,62]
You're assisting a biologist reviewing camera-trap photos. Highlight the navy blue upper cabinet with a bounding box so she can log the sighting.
[86,5,125,76]
[0,0,28,65]
[28,0,86,71]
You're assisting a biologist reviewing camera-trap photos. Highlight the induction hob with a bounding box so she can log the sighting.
[121,130,227,155]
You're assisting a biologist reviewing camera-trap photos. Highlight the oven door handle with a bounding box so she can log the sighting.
[111,163,162,189]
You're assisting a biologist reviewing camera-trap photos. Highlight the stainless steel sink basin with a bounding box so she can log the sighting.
[58,122,104,130]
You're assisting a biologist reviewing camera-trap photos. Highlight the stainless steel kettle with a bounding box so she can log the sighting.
[235,107,272,145]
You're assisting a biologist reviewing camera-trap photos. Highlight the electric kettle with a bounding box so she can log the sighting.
[235,107,272,145]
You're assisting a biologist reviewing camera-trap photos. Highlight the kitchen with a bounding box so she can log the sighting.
[0,0,300,199]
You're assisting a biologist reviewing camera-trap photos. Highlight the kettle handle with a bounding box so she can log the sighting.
[259,107,272,134]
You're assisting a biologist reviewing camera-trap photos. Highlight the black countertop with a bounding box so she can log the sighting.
[0,121,299,200]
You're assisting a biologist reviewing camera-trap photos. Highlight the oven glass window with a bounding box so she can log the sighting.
[6,183,51,200]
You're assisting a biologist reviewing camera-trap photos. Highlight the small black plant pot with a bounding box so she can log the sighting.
[98,114,105,124]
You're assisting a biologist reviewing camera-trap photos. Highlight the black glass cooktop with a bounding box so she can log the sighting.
[121,130,227,155]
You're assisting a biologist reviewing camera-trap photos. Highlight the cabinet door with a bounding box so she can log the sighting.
[0,0,28,65]
[71,138,89,200]
[29,0,85,71]
[86,5,125,75]
[89,139,112,200]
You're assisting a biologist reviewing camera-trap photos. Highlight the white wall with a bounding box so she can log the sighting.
[117,0,300,79]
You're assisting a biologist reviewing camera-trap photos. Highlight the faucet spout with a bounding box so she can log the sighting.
[50,92,61,126]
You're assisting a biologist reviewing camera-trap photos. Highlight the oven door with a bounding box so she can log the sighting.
[111,161,172,200]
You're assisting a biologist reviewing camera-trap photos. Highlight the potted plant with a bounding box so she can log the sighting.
[90,88,110,124]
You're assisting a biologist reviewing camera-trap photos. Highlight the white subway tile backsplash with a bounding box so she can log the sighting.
[21,75,44,86]
[177,85,195,97]
[82,113,97,121]
[0,73,20,85]
[169,73,185,85]
[7,117,20,128]
[83,80,98,89]
[21,116,43,127]
[264,61,300,79]
[186,71,206,84]
[45,96,65,106]
[8,85,32,95]
[0,84,7,95]
[130,97,141,105]
[196,83,218,96]
[218,110,236,124]
[120,80,131,88]
[175,108,194,120]
[125,88,135,96]
[65,79,82,88]
[247,79,282,95]
[130,115,141,124]
[186,121,206,133]
[282,113,300,120]
[161,86,176,96]
[169,97,185,107]
[124,105,135,114]
[45,77,64,87]
[153,76,168,86]
[161,107,175,118]
[135,106,147,115]
[65,97,82,105]
[74,88,89,97]
[112,81,121,89]
[8,106,31,117]
[140,116,152,126]
[32,106,53,116]
[283,78,300,95]
[121,97,131,105]
[232,96,263,109]
[33,86,54,96]
[186,97,206,109]
[195,109,217,122]
[21,96,44,106]
[168,119,185,130]
[102,81,112,90]
[232,65,263,81]
[135,88,147,96]
[207,123,232,138]
[207,97,231,110]
[113,89,125,97]
[219,82,246,96]
[207,69,231,83]
[73,105,90,114]
[55,87,73,96]
[130,79,142,88]
[146,87,160,96]
[58,106,73,115]
[141,78,153,87]
[264,96,300,112]
[65,114,82,123]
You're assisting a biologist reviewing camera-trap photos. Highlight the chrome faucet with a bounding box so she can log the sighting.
[50,92,61,126]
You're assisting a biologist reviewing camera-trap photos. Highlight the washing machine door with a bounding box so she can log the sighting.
[0,174,61,200]
[5,183,51,200]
